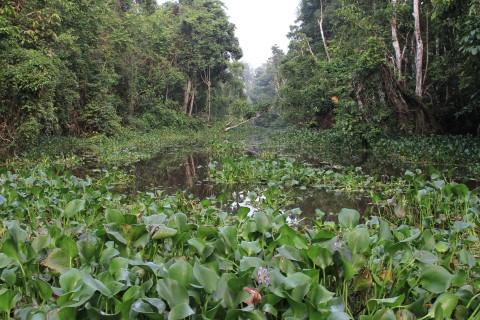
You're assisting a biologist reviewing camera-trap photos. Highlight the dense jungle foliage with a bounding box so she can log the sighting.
[250,0,480,138]
[0,0,245,154]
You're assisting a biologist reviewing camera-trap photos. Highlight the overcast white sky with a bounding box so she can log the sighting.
[157,0,299,68]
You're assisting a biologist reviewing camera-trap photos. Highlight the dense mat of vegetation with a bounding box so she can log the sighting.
[1,132,479,319]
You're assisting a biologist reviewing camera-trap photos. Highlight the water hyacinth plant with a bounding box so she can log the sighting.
[0,162,479,319]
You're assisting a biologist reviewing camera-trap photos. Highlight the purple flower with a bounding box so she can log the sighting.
[257,267,269,286]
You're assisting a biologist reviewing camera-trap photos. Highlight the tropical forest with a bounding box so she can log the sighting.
[0,0,480,319]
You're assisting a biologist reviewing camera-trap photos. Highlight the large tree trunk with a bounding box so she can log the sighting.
[380,65,435,134]
[390,0,403,78]
[413,0,423,97]
[317,0,331,62]
[182,78,192,113]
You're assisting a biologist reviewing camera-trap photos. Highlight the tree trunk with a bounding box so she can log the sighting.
[317,0,331,62]
[182,78,192,113]
[188,89,195,116]
[413,0,423,97]
[391,0,403,78]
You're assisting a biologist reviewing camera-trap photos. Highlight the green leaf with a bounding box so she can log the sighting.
[63,199,86,218]
[420,265,453,293]
[237,206,250,219]
[59,268,82,293]
[254,211,272,233]
[35,279,53,302]
[168,261,194,288]
[105,208,125,224]
[43,248,70,274]
[372,309,395,320]
[307,246,333,269]
[219,226,238,249]
[284,272,311,290]
[1,268,16,286]
[338,208,360,229]
[157,278,189,308]
[168,302,194,320]
[367,294,405,310]
[81,270,112,297]
[459,249,477,268]
[427,293,458,319]
[193,263,219,294]
[240,241,262,255]
[347,228,370,254]
[277,245,303,261]
[0,289,18,312]
[151,225,178,240]
[310,283,335,306]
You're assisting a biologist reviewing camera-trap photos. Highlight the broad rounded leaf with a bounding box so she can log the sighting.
[420,265,453,293]
[338,208,360,229]
[63,199,86,218]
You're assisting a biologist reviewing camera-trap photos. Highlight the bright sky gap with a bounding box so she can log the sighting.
[157,0,299,68]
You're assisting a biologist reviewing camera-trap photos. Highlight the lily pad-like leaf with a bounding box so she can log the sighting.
[168,261,194,288]
[219,226,238,250]
[277,245,302,261]
[63,199,86,218]
[151,225,178,240]
[427,293,458,319]
[307,246,333,269]
[338,208,360,229]
[0,288,19,313]
[347,228,370,254]
[157,278,189,308]
[240,241,262,256]
[59,268,82,293]
[310,283,335,306]
[81,270,112,297]
[284,272,311,290]
[420,265,454,293]
[193,263,219,294]
[43,248,70,274]
[105,209,125,224]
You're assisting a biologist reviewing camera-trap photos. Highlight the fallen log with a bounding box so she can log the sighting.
[223,113,262,132]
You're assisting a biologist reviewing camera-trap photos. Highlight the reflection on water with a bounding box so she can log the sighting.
[131,148,371,216]
[133,151,214,198]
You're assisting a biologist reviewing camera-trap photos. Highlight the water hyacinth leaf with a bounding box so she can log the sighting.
[193,263,219,294]
[395,309,415,320]
[420,265,453,293]
[31,234,51,253]
[239,257,265,272]
[341,259,355,281]
[215,273,237,308]
[427,293,458,319]
[240,241,262,256]
[459,249,477,268]
[307,246,333,269]
[284,272,311,290]
[1,268,16,286]
[219,226,238,249]
[310,283,335,306]
[367,294,405,310]
[0,289,18,313]
[57,307,77,320]
[7,221,28,245]
[63,199,86,218]
[43,248,70,274]
[452,221,470,233]
[168,261,194,287]
[378,219,392,242]
[81,270,112,297]
[35,279,53,302]
[151,225,178,240]
[372,309,396,320]
[277,245,302,261]
[237,206,250,219]
[254,211,272,234]
[0,194,6,205]
[414,250,441,264]
[157,278,189,308]
[279,224,308,249]
[168,302,194,320]
[168,213,189,232]
[347,228,370,254]
[59,268,82,292]
[338,208,360,229]
[1,239,20,261]
[105,208,125,224]
[0,253,13,268]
